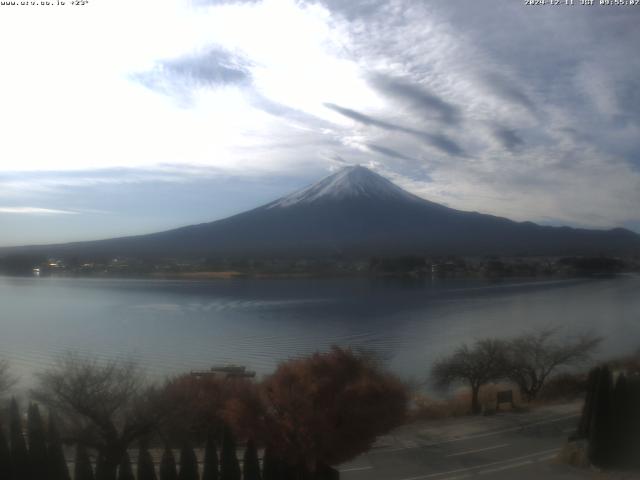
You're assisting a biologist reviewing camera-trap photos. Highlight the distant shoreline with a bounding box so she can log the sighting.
[150,270,320,280]
[1,269,636,283]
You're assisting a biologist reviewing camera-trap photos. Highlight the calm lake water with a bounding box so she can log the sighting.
[0,274,639,386]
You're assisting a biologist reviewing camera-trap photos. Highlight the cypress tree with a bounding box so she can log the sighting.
[628,376,640,469]
[202,431,219,480]
[137,441,157,480]
[159,447,178,480]
[47,414,71,480]
[220,426,241,480]
[281,462,304,480]
[0,421,12,480]
[178,442,199,480]
[117,451,135,480]
[10,398,30,480]
[242,440,261,480]
[576,367,599,439]
[27,403,48,480]
[588,365,613,467]
[74,444,95,480]
[611,374,630,467]
[261,446,279,480]
[95,452,108,480]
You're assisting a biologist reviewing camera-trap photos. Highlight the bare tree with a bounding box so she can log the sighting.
[505,329,601,402]
[431,339,508,414]
[32,354,167,480]
[0,359,16,397]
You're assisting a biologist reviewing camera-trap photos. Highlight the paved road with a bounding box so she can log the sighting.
[339,403,595,480]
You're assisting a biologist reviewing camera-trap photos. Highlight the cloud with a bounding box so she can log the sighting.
[1,0,639,243]
[304,0,386,20]
[324,103,466,156]
[324,102,393,128]
[0,165,233,194]
[481,73,537,116]
[0,207,77,215]
[133,47,251,101]
[161,49,250,86]
[367,144,414,162]
[324,1,640,226]
[492,126,524,152]
[420,133,466,158]
[247,92,334,130]
[369,74,461,125]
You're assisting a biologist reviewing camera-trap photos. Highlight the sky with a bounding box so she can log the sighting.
[0,0,639,246]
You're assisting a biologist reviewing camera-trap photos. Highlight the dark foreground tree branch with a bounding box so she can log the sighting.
[431,339,508,414]
[31,354,169,480]
[505,329,602,401]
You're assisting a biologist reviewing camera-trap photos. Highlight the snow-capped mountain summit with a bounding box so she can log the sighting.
[267,165,420,208]
[5,166,639,258]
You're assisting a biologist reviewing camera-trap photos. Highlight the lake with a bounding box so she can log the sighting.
[0,274,638,388]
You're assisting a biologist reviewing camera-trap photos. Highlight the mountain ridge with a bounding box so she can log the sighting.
[264,165,424,208]
[1,166,639,258]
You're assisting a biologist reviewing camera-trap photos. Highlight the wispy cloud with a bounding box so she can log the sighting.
[367,144,414,162]
[132,47,251,103]
[492,126,525,152]
[0,0,639,243]
[324,103,466,157]
[0,207,77,215]
[369,74,462,126]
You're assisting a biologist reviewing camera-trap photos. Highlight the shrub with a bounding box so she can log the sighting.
[262,346,408,470]
[538,372,588,402]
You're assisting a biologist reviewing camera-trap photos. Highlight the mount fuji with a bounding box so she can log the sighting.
[5,166,640,258]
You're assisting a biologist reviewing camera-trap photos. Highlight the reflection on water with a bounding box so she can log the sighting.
[0,274,638,385]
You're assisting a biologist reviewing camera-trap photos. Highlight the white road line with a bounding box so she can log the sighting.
[478,459,533,475]
[397,448,560,480]
[373,413,579,454]
[423,414,579,445]
[438,453,558,480]
[536,454,559,462]
[446,443,509,457]
[339,466,373,472]
[380,446,416,453]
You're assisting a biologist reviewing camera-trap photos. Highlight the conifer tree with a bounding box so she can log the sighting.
[576,367,599,438]
[47,414,71,480]
[628,377,640,469]
[611,374,626,466]
[260,446,278,480]
[10,398,30,480]
[242,440,261,480]
[588,365,613,467]
[202,430,219,480]
[159,447,178,480]
[137,441,157,480]
[178,442,199,480]
[0,422,12,480]
[281,462,304,480]
[117,451,135,480]
[74,444,95,480]
[27,403,48,480]
[95,452,108,480]
[220,426,241,480]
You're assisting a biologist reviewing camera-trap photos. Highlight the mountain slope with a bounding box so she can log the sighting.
[3,166,639,258]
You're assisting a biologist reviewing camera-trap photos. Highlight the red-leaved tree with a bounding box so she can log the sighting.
[261,347,408,472]
[159,373,263,443]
